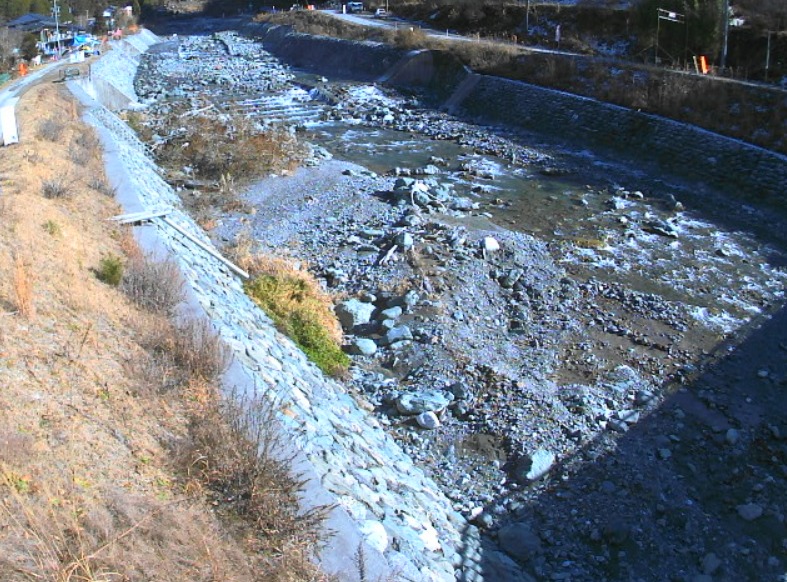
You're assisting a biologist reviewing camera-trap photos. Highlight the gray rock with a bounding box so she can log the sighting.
[497,522,542,562]
[642,218,679,238]
[350,338,378,356]
[616,409,641,424]
[415,411,441,429]
[608,418,629,433]
[382,325,413,346]
[379,306,403,320]
[379,319,396,332]
[603,517,630,545]
[737,503,763,521]
[335,298,376,330]
[394,231,414,250]
[396,390,453,415]
[701,552,721,575]
[449,382,472,400]
[513,449,555,483]
[500,269,523,289]
[482,551,534,582]
[450,197,476,211]
[402,290,419,309]
[725,428,740,445]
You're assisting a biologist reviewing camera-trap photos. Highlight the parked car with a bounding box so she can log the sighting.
[347,1,363,13]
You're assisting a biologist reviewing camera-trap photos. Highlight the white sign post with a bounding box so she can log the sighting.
[1,105,19,146]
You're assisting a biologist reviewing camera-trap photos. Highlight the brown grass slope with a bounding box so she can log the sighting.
[0,80,329,581]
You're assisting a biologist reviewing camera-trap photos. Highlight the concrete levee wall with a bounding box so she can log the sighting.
[243,23,404,82]
[452,74,787,208]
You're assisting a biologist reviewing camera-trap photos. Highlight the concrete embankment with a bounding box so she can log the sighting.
[70,31,473,582]
[250,23,786,209]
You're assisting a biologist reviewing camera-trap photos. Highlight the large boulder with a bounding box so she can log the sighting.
[335,298,376,331]
[396,390,453,415]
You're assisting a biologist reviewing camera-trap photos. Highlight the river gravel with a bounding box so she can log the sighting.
[133,29,787,581]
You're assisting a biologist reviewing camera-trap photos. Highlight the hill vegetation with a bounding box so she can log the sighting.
[0,74,328,582]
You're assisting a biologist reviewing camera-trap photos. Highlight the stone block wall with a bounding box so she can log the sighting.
[453,75,787,208]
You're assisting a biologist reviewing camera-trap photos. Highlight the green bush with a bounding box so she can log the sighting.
[97,255,124,286]
[244,274,350,377]
[289,313,351,378]
[42,220,61,236]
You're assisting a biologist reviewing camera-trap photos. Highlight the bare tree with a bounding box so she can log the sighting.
[0,27,22,72]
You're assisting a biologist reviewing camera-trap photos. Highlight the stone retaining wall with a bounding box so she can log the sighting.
[452,74,787,208]
[72,31,472,582]
[244,23,404,82]
[236,27,786,209]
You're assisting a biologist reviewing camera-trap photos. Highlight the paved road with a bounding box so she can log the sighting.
[0,61,61,109]
[325,9,785,92]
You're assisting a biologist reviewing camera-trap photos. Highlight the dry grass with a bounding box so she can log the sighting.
[258,10,375,42]
[156,113,305,185]
[178,383,332,582]
[11,252,34,319]
[0,77,328,582]
[263,10,785,153]
[120,253,184,316]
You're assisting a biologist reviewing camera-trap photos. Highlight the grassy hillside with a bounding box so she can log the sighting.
[0,76,328,581]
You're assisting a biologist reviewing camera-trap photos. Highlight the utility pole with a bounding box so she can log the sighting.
[720,0,729,70]
[765,30,772,81]
[52,0,62,57]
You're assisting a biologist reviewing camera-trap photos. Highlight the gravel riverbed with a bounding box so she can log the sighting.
[133,30,787,581]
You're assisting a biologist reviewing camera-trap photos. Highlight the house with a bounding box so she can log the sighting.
[6,13,58,33]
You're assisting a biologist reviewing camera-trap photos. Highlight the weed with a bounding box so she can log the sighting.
[571,235,609,249]
[390,26,429,50]
[36,118,65,142]
[136,317,230,391]
[12,252,34,319]
[179,383,330,578]
[42,220,61,236]
[73,130,101,151]
[97,254,124,286]
[41,177,71,199]
[123,110,152,142]
[170,318,231,383]
[156,114,305,185]
[88,177,117,198]
[121,254,184,315]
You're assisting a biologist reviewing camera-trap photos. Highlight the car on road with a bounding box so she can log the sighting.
[347,1,363,13]
[374,8,387,18]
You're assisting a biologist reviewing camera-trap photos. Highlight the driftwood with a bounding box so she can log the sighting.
[377,244,398,266]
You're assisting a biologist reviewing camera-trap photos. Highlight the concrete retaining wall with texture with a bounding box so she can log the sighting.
[451,74,787,208]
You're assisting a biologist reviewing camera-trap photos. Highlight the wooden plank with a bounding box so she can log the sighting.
[110,209,171,224]
[158,216,249,280]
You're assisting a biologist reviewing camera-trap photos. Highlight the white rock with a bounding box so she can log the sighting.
[419,523,442,552]
[415,411,441,429]
[525,449,555,481]
[358,520,388,553]
[481,236,500,254]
